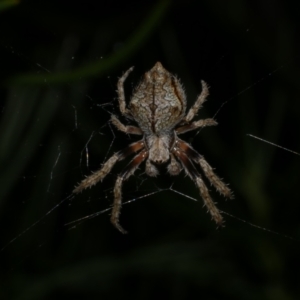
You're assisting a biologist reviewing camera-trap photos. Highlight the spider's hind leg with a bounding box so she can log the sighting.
[176,118,217,135]
[111,115,142,135]
[117,66,134,118]
[183,80,210,123]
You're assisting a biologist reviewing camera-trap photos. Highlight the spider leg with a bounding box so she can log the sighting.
[73,140,145,193]
[183,80,209,123]
[111,115,142,135]
[117,66,134,118]
[175,139,233,199]
[112,149,148,234]
[173,148,223,226]
[176,118,217,135]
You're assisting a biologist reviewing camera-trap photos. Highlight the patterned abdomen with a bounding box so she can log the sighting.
[129,63,186,135]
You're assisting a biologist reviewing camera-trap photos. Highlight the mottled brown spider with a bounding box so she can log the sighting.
[73,62,233,233]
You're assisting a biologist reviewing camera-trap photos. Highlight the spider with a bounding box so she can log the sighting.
[73,62,233,233]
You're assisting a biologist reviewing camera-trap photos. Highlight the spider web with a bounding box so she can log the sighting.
[1,3,300,294]
[1,44,299,256]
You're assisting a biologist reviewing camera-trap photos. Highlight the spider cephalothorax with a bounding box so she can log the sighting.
[74,62,233,233]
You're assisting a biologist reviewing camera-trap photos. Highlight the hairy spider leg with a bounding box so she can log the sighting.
[73,141,145,193]
[176,118,217,134]
[173,148,224,226]
[176,139,233,199]
[117,66,134,118]
[111,114,142,135]
[112,149,148,234]
[74,62,233,233]
[183,80,210,123]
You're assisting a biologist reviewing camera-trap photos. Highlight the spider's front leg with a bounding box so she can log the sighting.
[172,147,224,226]
[112,149,148,234]
[73,140,144,193]
[175,139,233,199]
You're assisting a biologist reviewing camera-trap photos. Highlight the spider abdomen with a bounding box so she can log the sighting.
[129,62,186,134]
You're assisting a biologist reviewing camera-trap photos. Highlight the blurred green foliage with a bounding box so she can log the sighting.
[0,0,19,12]
[0,0,299,299]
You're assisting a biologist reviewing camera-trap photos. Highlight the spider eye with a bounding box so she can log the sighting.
[152,159,164,164]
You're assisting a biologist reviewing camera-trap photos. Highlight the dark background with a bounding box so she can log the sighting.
[0,0,300,299]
